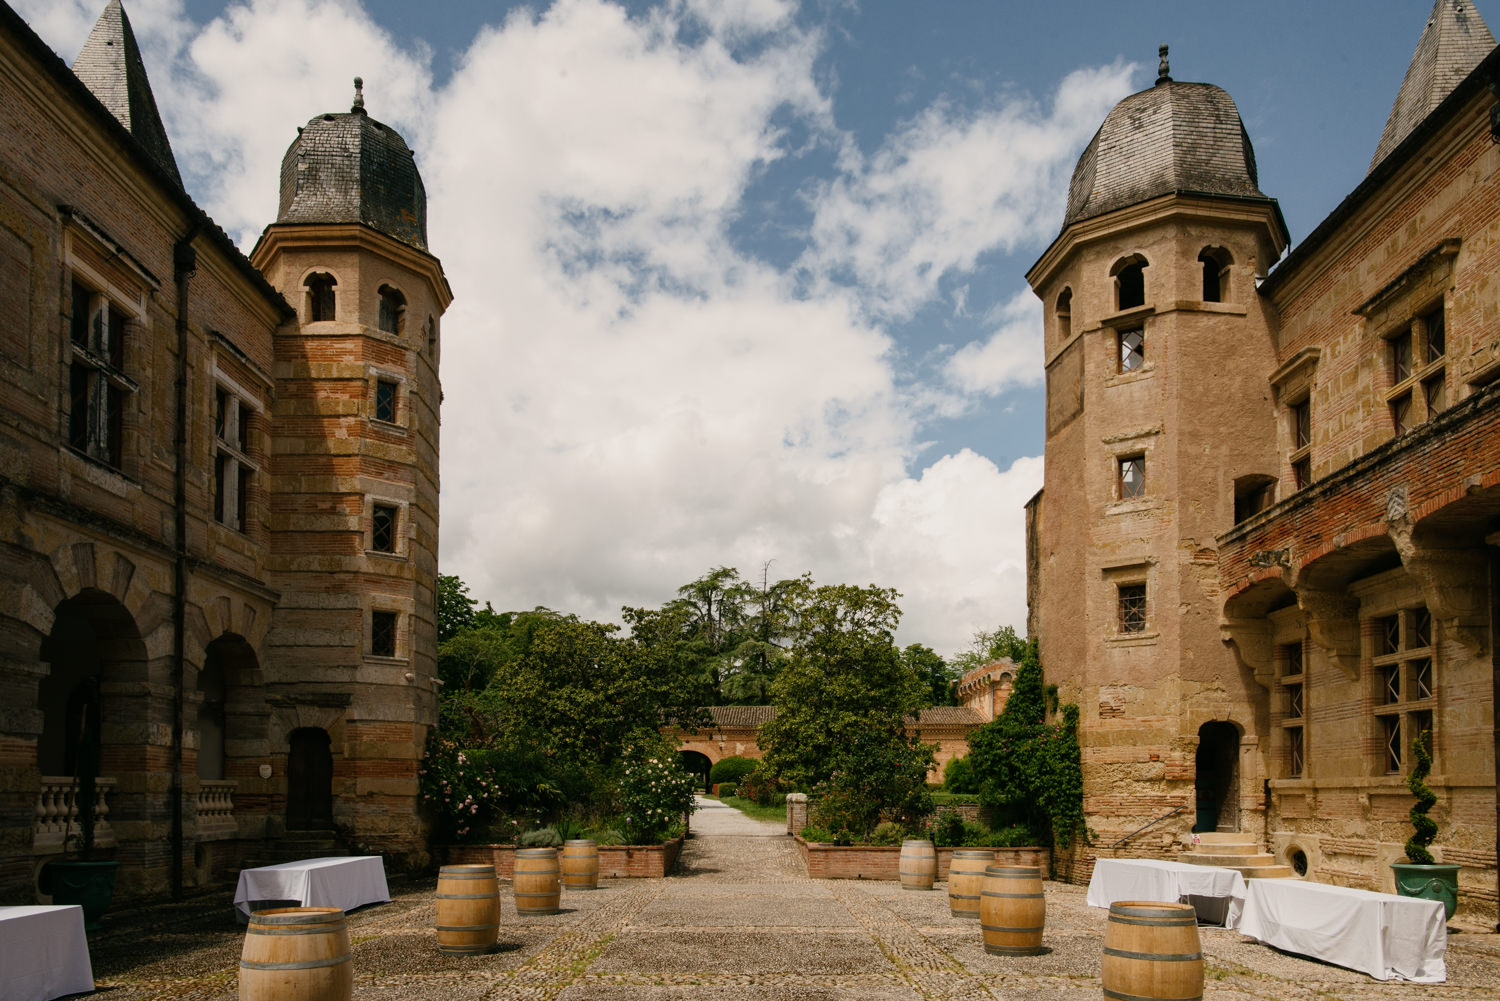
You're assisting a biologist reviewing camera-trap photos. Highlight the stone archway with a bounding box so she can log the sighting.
[287,727,333,830]
[1194,721,1241,832]
[680,750,712,792]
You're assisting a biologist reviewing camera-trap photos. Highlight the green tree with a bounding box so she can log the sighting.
[757,582,925,790]
[903,642,955,706]
[437,573,478,643]
[947,623,1028,677]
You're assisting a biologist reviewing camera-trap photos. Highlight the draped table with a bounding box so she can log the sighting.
[1237,878,1446,982]
[1086,857,1247,927]
[0,905,94,1001]
[234,855,390,918]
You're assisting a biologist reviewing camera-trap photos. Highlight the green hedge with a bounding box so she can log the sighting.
[709,756,758,785]
[717,782,738,798]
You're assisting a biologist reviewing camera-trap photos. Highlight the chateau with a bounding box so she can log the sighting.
[1027,1,1499,920]
[0,0,447,902]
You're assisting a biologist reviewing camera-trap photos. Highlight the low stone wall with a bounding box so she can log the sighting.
[795,838,1047,880]
[441,837,684,878]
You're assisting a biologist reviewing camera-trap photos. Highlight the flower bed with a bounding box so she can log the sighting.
[441,837,684,879]
[795,836,1047,881]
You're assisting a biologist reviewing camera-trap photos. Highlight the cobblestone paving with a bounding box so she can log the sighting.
[82,799,1500,999]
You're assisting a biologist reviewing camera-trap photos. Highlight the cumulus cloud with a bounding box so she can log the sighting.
[18,0,1115,653]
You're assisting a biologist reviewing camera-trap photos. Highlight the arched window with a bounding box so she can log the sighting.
[305,273,336,322]
[377,285,406,335]
[1111,256,1148,311]
[1199,247,1233,303]
[1055,288,1072,341]
[425,315,437,353]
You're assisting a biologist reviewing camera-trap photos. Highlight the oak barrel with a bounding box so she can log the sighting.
[898,839,937,891]
[561,840,600,890]
[947,849,995,918]
[979,865,1044,955]
[1101,900,1203,1001]
[513,847,561,915]
[239,906,352,1001]
[435,864,500,954]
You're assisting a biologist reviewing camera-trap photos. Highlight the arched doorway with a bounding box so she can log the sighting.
[287,728,333,830]
[680,750,712,792]
[1194,721,1241,832]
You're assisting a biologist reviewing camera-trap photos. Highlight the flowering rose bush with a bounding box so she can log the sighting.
[614,738,696,844]
[418,733,565,842]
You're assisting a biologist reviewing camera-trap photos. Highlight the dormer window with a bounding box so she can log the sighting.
[1199,247,1232,302]
[305,273,336,322]
[1112,256,1148,311]
[378,285,406,335]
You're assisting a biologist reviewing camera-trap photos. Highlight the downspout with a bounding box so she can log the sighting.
[171,232,198,900]
[1491,546,1499,932]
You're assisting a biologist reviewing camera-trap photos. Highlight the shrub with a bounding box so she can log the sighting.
[798,824,835,843]
[1405,728,1438,864]
[929,792,981,807]
[709,755,758,786]
[716,782,737,798]
[928,809,968,847]
[518,825,561,847]
[615,737,697,844]
[738,764,790,807]
[869,820,904,846]
[807,727,934,840]
[592,827,626,846]
[943,755,979,793]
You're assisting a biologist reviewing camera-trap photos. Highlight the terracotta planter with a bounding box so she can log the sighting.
[1391,862,1460,920]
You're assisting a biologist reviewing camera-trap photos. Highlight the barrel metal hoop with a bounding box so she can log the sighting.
[436,923,501,932]
[240,953,351,971]
[1103,946,1203,962]
[438,872,496,880]
[247,925,348,936]
[1107,914,1197,927]
[436,892,500,899]
[1103,989,1202,1001]
[980,891,1044,898]
[980,923,1044,933]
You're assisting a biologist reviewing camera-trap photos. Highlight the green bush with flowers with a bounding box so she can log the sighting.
[615,737,697,843]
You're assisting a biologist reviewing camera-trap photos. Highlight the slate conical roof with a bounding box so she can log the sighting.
[277,80,428,251]
[1063,60,1267,229]
[1371,0,1496,171]
[71,0,180,185]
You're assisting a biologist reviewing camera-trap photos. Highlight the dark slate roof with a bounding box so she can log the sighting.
[71,0,180,185]
[705,705,777,728]
[1371,0,1495,171]
[1063,79,1266,229]
[278,82,427,250]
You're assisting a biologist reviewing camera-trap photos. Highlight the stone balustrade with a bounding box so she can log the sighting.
[196,779,238,837]
[33,776,117,854]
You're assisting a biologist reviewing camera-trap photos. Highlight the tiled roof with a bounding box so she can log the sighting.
[278,84,428,250]
[705,705,777,728]
[71,0,180,185]
[1370,0,1496,171]
[912,706,985,726]
[1064,80,1265,228]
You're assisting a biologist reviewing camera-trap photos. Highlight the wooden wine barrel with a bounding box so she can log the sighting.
[898,839,937,891]
[947,850,995,918]
[561,840,600,890]
[434,864,500,954]
[239,906,352,1001]
[513,847,561,915]
[1101,900,1203,1001]
[979,865,1045,955]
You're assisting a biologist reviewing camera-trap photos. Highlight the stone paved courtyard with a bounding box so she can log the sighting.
[81,798,1500,1000]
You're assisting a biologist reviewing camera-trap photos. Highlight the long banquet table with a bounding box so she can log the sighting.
[1237,878,1447,982]
[233,855,391,918]
[1085,857,1247,927]
[0,905,95,1001]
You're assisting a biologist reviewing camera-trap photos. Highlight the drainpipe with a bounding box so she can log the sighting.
[171,233,198,900]
[1491,549,1499,933]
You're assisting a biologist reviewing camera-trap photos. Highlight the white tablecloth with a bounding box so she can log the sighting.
[0,905,94,1001]
[1086,858,1247,927]
[234,856,390,917]
[1238,879,1446,982]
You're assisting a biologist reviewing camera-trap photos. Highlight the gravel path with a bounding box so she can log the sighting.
[82,805,1500,1000]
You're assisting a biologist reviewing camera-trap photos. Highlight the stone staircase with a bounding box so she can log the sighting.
[1181,832,1295,879]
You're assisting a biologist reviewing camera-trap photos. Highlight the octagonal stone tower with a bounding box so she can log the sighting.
[250,80,451,855]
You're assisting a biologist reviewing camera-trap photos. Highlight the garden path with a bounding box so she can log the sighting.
[80,803,1500,1000]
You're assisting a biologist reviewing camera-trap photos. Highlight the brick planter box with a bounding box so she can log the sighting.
[795,837,1047,880]
[441,836,684,878]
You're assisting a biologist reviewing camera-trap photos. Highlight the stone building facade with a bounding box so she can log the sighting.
[0,0,448,903]
[1026,2,1498,921]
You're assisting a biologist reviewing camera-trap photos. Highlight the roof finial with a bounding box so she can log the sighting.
[352,76,365,114]
[1156,44,1171,85]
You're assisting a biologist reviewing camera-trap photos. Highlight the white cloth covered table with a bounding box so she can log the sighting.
[1238,878,1446,982]
[234,855,390,918]
[1086,858,1247,927]
[0,905,94,1001]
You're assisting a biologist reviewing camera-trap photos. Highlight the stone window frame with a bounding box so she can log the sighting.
[1102,426,1160,514]
[211,367,261,534]
[301,269,340,323]
[1053,287,1073,348]
[1101,557,1157,646]
[1354,572,1437,777]
[1277,638,1307,778]
[1269,347,1320,494]
[376,283,407,337]
[364,493,409,560]
[369,367,408,429]
[66,271,142,472]
[1110,254,1149,312]
[1197,246,1234,304]
[1117,453,1146,501]
[369,608,400,659]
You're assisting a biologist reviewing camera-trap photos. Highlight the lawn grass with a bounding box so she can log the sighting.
[710,795,787,824]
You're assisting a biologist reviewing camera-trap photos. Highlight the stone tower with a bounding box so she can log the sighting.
[1024,50,1289,846]
[250,81,451,854]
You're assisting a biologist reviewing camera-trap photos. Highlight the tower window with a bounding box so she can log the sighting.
[378,285,406,335]
[1198,247,1232,303]
[372,504,398,553]
[1112,256,1147,310]
[305,273,337,322]
[1118,327,1144,372]
[375,379,398,423]
[1117,583,1147,634]
[1055,288,1072,342]
[371,611,398,658]
[1118,455,1145,500]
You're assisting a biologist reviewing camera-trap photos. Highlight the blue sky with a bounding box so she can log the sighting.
[19,0,1480,653]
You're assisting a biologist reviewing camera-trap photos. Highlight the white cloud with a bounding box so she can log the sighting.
[803,62,1136,320]
[17,0,1109,653]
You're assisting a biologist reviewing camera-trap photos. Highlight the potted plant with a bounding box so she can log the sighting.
[44,678,119,930]
[1390,728,1459,919]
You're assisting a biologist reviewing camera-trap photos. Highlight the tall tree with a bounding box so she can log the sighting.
[437,573,477,643]
[946,623,1028,677]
